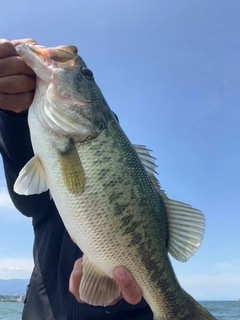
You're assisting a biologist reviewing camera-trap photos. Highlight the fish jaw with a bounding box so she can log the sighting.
[16,44,79,82]
[16,44,52,81]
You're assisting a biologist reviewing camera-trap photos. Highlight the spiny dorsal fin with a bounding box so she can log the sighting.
[14,155,48,195]
[133,144,205,262]
[80,255,121,306]
[133,144,158,177]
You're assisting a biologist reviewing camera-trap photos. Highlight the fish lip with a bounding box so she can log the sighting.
[16,43,53,81]
[26,44,78,63]
[26,44,48,54]
[22,43,54,66]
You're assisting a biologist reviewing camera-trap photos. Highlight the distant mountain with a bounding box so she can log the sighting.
[0,279,29,295]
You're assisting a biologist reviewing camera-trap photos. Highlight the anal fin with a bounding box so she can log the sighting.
[80,255,121,306]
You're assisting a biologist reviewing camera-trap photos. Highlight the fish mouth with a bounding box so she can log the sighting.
[27,44,78,63]
[25,44,91,105]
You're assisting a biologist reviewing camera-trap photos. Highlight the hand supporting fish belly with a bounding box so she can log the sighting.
[69,257,143,306]
[14,43,216,320]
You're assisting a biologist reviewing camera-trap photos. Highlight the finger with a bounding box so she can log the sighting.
[0,56,35,77]
[0,75,36,94]
[0,92,35,113]
[0,91,34,113]
[0,39,17,58]
[69,258,85,304]
[11,38,39,47]
[0,39,40,60]
[113,267,142,305]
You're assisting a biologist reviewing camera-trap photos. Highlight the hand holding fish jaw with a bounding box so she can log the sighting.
[69,258,143,306]
[0,38,39,113]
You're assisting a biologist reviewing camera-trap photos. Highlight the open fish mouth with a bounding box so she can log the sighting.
[26,44,78,64]
[16,43,84,92]
[16,43,79,77]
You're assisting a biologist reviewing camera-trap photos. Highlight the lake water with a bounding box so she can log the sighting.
[0,301,239,319]
[0,302,23,320]
[200,301,240,320]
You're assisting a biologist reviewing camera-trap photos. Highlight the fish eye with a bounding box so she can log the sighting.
[81,67,93,78]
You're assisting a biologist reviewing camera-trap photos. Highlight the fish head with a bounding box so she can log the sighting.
[16,44,112,140]
[16,44,97,102]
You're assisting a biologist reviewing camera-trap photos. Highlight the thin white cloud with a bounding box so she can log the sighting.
[0,258,33,280]
[215,262,239,271]
[179,273,240,300]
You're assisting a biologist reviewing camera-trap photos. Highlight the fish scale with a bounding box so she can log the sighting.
[14,43,216,320]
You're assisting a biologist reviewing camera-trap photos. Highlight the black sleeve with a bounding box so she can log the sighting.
[0,110,52,227]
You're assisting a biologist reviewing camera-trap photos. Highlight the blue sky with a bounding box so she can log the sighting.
[0,0,240,300]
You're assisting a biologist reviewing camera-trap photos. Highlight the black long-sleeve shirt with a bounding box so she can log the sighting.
[0,110,153,320]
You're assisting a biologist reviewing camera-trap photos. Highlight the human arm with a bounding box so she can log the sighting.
[0,38,52,225]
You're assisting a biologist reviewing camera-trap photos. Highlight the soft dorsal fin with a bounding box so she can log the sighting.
[14,155,48,195]
[80,255,121,306]
[133,144,205,262]
[160,191,205,262]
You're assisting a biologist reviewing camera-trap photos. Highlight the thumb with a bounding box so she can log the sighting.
[69,257,85,303]
[113,267,142,305]
[11,38,40,47]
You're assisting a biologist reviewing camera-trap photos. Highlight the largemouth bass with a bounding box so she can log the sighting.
[14,44,216,320]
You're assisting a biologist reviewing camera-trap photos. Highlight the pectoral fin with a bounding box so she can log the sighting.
[80,255,121,306]
[58,140,85,194]
[14,155,48,195]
